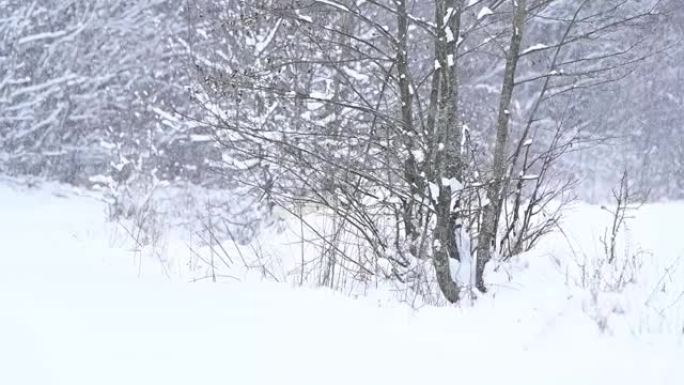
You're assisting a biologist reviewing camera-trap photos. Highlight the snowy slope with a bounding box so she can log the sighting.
[0,179,682,385]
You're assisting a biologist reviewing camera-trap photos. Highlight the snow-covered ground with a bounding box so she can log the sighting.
[1,179,682,385]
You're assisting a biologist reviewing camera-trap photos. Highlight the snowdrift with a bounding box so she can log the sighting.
[1,179,682,385]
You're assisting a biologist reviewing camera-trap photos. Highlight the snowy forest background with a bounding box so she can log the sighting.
[2,0,682,197]
[1,0,683,305]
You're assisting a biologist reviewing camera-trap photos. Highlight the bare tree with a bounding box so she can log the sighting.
[169,0,664,302]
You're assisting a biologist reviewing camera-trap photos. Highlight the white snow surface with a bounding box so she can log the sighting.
[1,179,683,385]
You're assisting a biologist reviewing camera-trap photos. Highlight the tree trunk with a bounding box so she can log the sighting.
[476,0,527,293]
[431,0,464,303]
[396,0,422,254]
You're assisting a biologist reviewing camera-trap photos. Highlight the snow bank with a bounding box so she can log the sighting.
[0,179,682,385]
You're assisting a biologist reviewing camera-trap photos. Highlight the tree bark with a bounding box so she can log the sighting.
[396,0,422,252]
[476,0,527,293]
[431,0,464,303]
